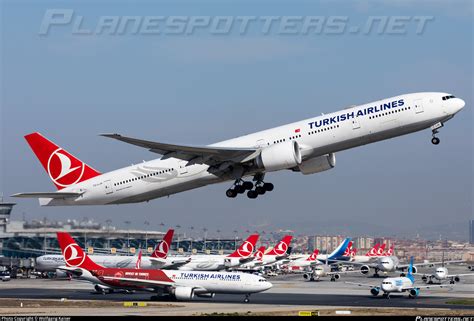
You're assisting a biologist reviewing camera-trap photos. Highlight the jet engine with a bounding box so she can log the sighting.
[421,275,428,283]
[171,287,194,300]
[370,287,380,296]
[360,265,370,275]
[297,153,336,175]
[454,276,460,282]
[330,274,340,281]
[256,141,302,172]
[409,288,420,298]
[94,284,113,294]
[194,293,215,298]
[303,273,310,280]
[55,270,70,278]
[412,266,418,274]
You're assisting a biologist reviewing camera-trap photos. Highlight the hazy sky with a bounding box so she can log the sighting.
[1,1,472,240]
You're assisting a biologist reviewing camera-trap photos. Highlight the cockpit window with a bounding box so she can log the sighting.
[442,95,456,100]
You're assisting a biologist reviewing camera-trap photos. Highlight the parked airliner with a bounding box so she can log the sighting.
[346,257,451,299]
[56,232,272,302]
[13,92,465,205]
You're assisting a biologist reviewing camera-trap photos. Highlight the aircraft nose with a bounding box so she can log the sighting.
[455,98,466,112]
[264,281,273,291]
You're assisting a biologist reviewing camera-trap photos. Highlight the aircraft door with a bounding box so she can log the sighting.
[104,180,113,195]
[414,99,424,114]
[178,161,188,175]
[351,118,361,130]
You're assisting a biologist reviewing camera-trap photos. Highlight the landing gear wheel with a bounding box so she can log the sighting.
[400,273,406,277]
[226,189,237,198]
[244,294,250,303]
[247,190,258,199]
[330,278,335,282]
[255,186,266,195]
[242,181,253,190]
[235,185,246,194]
[431,137,440,145]
[450,280,455,284]
[263,182,274,192]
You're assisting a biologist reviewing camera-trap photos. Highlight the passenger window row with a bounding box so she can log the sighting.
[114,168,174,186]
[308,124,340,136]
[368,107,411,120]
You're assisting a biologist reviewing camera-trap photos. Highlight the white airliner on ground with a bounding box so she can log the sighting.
[12,92,465,205]
[419,266,474,284]
[56,232,272,302]
[36,229,190,275]
[346,257,451,299]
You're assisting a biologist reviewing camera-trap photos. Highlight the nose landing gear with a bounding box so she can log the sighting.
[431,122,443,145]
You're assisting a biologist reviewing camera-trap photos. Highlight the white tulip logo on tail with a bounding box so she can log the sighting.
[237,241,254,258]
[273,242,288,256]
[154,241,169,259]
[47,148,85,187]
[63,243,86,267]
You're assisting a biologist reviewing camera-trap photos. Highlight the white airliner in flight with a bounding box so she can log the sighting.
[12,92,465,205]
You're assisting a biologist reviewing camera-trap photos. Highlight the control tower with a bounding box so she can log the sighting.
[0,198,15,234]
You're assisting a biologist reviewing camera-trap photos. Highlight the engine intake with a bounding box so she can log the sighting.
[171,287,194,300]
[297,153,336,175]
[257,141,302,172]
[360,265,370,275]
[370,287,380,296]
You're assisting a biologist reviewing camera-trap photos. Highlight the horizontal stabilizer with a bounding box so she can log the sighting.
[11,192,83,199]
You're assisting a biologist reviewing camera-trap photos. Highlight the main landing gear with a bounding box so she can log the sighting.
[244,294,250,303]
[431,122,443,145]
[225,175,274,199]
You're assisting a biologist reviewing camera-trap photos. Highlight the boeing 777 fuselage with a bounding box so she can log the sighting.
[13,92,465,205]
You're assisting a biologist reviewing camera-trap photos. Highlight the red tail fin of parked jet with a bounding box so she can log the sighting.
[343,241,353,257]
[366,243,380,256]
[383,245,394,256]
[24,132,101,190]
[376,244,386,256]
[151,229,174,259]
[266,235,293,256]
[56,232,103,270]
[255,246,266,261]
[227,234,259,258]
[306,249,319,261]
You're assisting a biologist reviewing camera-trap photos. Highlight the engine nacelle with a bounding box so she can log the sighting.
[370,287,380,296]
[333,274,340,280]
[195,293,215,298]
[256,141,302,172]
[412,266,418,274]
[297,153,336,175]
[360,265,370,275]
[409,288,420,297]
[454,276,460,282]
[303,273,310,280]
[421,275,428,282]
[94,284,112,294]
[172,287,194,300]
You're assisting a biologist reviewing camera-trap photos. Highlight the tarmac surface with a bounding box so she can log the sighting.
[0,265,473,315]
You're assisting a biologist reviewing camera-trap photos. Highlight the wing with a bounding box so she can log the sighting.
[399,260,466,270]
[11,192,83,199]
[344,281,376,288]
[327,270,361,275]
[162,258,192,270]
[101,276,174,288]
[101,133,259,165]
[331,259,376,268]
[447,273,474,277]
[406,284,454,290]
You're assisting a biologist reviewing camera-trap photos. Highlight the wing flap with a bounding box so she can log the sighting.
[11,192,83,199]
